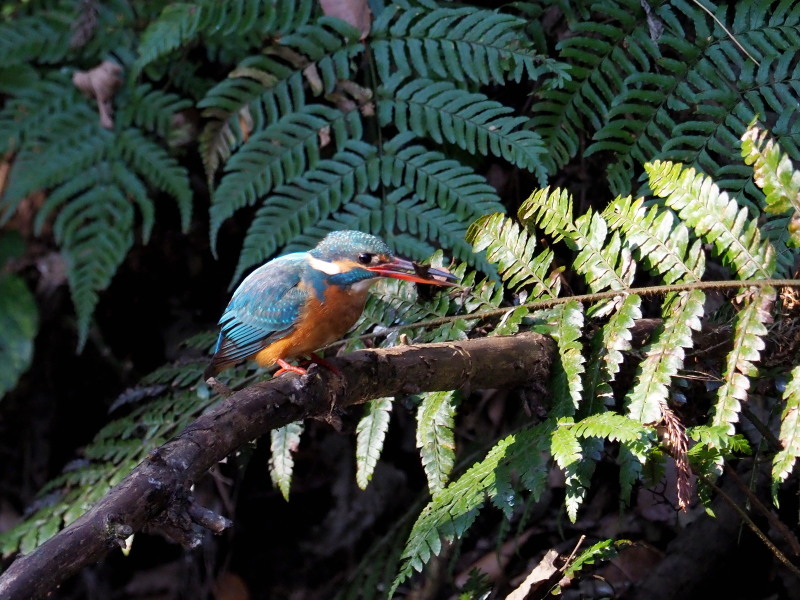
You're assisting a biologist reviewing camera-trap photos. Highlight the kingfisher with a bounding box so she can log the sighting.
[204,230,457,379]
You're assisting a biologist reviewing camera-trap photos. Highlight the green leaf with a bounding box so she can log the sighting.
[356,398,393,490]
[0,274,38,399]
[269,421,305,501]
[773,365,800,501]
[416,391,457,494]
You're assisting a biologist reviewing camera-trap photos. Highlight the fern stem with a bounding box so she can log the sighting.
[334,278,800,347]
[698,471,800,578]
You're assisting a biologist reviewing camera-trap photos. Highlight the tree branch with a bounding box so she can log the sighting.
[0,332,555,600]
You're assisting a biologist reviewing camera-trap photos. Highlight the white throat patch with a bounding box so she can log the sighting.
[307,255,342,275]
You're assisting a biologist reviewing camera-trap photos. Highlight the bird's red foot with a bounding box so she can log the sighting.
[274,358,307,377]
[306,352,342,376]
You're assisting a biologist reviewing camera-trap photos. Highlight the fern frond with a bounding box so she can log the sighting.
[582,294,642,414]
[392,424,549,594]
[713,286,775,434]
[551,419,586,521]
[603,196,706,283]
[57,186,134,350]
[115,129,193,231]
[210,105,361,251]
[625,290,705,424]
[372,3,567,85]
[0,12,71,65]
[542,300,585,416]
[269,421,304,502]
[521,188,633,315]
[381,135,505,230]
[117,85,192,139]
[741,125,800,270]
[134,0,315,73]
[772,365,800,499]
[467,213,560,298]
[379,77,548,184]
[233,141,378,283]
[356,398,393,490]
[646,161,776,279]
[416,391,457,494]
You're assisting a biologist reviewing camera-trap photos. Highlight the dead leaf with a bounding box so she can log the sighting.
[505,548,561,600]
[320,0,372,40]
[72,60,123,129]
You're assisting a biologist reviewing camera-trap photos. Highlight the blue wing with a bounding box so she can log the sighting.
[206,253,309,375]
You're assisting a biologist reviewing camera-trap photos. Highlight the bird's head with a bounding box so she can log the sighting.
[308,231,457,288]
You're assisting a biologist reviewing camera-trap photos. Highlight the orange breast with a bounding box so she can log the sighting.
[252,284,370,368]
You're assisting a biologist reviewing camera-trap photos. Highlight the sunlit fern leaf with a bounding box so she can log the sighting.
[582,294,642,415]
[625,290,705,424]
[741,125,800,270]
[541,300,585,415]
[269,421,304,502]
[209,105,362,251]
[356,397,393,490]
[391,424,549,595]
[517,186,573,243]
[416,391,457,494]
[379,77,549,185]
[603,195,706,284]
[772,365,800,501]
[371,2,569,86]
[647,160,776,279]
[551,419,585,521]
[467,213,560,298]
[561,539,627,586]
[714,286,774,434]
[233,140,379,284]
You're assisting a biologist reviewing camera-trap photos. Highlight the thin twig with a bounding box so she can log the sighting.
[699,473,800,577]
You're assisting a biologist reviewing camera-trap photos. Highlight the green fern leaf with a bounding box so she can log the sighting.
[541,300,585,415]
[356,398,393,490]
[118,85,192,139]
[372,3,567,85]
[209,105,361,251]
[714,286,774,434]
[551,419,585,521]
[467,213,560,298]
[391,424,549,594]
[0,272,38,400]
[234,141,378,283]
[416,391,457,494]
[269,421,304,502]
[625,290,705,424]
[379,77,548,184]
[115,129,193,232]
[0,12,71,66]
[603,195,706,283]
[381,135,505,229]
[772,365,800,499]
[582,294,642,414]
[646,160,775,279]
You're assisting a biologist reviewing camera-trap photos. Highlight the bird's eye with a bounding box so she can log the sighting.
[357,253,374,265]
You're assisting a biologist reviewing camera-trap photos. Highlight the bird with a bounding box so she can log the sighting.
[204,230,457,379]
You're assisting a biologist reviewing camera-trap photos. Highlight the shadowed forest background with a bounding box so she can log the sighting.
[2,0,800,598]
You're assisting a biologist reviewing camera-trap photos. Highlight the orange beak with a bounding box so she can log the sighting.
[367,258,458,286]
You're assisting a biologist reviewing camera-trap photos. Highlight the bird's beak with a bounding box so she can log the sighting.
[367,258,458,286]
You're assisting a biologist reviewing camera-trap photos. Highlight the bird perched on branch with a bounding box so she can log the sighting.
[204,230,457,379]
